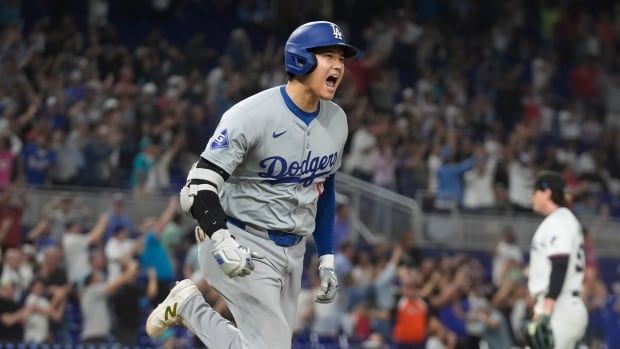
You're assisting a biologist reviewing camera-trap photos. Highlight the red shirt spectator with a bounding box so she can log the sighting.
[0,188,25,249]
[0,150,15,190]
[570,60,599,100]
[393,284,428,345]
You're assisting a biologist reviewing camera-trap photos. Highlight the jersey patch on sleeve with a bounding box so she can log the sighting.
[210,129,229,149]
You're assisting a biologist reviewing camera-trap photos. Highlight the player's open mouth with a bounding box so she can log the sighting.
[326,75,338,88]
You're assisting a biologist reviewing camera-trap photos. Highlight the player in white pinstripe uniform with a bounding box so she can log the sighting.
[145,21,357,349]
[525,171,588,349]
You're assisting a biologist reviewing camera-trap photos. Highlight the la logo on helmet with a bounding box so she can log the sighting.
[330,24,343,40]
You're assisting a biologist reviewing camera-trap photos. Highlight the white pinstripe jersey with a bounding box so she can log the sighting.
[528,207,585,297]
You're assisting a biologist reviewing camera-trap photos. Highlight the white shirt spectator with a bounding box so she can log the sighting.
[104,236,134,281]
[0,266,33,302]
[88,0,109,25]
[463,157,497,209]
[483,137,503,159]
[444,103,463,130]
[492,25,510,52]
[394,88,419,118]
[63,233,91,283]
[344,126,376,175]
[24,293,51,343]
[418,95,440,121]
[1,249,33,301]
[416,77,434,98]
[556,147,577,166]
[311,291,342,337]
[371,144,396,189]
[351,253,374,288]
[539,104,556,133]
[558,108,581,141]
[532,56,554,92]
[574,151,596,175]
[397,20,423,45]
[508,160,534,209]
[492,240,523,286]
[81,282,111,340]
[510,296,528,343]
[427,153,442,193]
[426,337,448,349]
[52,133,83,183]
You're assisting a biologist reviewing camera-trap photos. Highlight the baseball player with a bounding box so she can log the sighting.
[145,21,357,349]
[525,171,588,349]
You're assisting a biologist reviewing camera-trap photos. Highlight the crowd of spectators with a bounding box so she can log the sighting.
[0,0,618,218]
[0,191,186,347]
[0,0,619,348]
[1,192,619,349]
[340,1,620,220]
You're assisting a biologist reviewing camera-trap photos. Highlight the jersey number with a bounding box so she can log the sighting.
[575,244,585,273]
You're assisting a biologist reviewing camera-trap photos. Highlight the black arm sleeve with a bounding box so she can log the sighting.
[189,158,230,237]
[190,190,228,237]
[547,255,569,300]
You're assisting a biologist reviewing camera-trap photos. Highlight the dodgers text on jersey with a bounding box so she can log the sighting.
[258,151,338,186]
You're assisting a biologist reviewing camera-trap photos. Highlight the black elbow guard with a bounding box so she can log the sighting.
[197,157,229,181]
[190,189,228,237]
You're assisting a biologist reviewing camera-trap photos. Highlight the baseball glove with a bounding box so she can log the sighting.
[524,314,554,349]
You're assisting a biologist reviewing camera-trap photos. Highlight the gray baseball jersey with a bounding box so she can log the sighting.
[200,85,348,235]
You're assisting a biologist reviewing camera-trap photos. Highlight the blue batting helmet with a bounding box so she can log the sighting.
[284,21,358,76]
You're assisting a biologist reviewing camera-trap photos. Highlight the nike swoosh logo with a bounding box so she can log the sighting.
[272,130,287,138]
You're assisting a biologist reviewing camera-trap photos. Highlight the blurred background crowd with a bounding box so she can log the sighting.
[0,0,620,348]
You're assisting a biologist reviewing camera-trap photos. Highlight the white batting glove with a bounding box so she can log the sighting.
[315,254,338,303]
[210,229,263,278]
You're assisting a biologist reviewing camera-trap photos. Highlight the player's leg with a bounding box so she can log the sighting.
[280,238,306,329]
[145,278,242,348]
[195,225,298,349]
[550,295,588,349]
[178,290,243,348]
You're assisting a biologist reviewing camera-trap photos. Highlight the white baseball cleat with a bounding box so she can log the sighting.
[145,279,201,338]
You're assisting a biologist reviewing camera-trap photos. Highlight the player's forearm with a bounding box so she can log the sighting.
[190,191,228,236]
[540,298,555,316]
[536,255,569,317]
[183,159,229,237]
[546,255,569,302]
[312,174,335,256]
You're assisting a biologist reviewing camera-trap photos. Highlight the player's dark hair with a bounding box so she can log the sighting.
[550,188,567,207]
